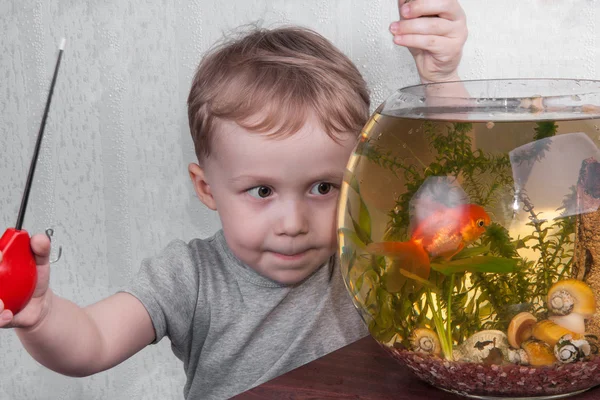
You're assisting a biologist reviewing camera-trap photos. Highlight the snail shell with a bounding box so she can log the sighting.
[409,328,441,356]
[548,279,596,318]
[507,348,527,365]
[549,313,586,334]
[531,319,583,347]
[520,339,557,366]
[554,335,591,364]
[507,312,536,348]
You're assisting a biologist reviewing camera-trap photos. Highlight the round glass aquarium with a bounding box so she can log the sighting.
[338,79,600,399]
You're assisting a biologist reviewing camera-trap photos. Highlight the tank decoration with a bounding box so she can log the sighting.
[409,328,441,356]
[547,278,596,333]
[554,335,592,363]
[518,339,556,366]
[572,157,600,336]
[507,311,536,348]
[452,330,510,364]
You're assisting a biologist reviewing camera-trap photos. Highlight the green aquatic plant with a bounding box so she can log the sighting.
[510,121,558,167]
[515,191,575,316]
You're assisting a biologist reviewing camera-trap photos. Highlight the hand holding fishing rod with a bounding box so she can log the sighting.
[0,39,65,321]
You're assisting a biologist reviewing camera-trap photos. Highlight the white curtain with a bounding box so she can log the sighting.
[0,0,598,398]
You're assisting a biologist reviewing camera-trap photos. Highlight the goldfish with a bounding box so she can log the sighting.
[366,204,490,292]
[409,203,490,259]
[369,203,490,260]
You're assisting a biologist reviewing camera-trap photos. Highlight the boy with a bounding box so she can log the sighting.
[0,1,467,398]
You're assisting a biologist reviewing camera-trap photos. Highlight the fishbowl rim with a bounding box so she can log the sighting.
[381,78,600,122]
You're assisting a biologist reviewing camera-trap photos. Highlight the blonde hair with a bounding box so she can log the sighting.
[187,25,370,161]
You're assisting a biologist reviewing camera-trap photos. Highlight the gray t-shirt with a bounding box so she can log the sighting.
[123,230,368,399]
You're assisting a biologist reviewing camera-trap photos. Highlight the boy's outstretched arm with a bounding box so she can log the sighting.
[1,234,154,377]
[390,0,468,83]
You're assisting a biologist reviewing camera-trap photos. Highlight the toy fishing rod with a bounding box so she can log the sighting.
[0,38,65,314]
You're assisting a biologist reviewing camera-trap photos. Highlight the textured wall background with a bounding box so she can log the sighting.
[0,0,598,399]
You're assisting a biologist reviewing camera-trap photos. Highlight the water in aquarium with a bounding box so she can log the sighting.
[338,112,600,398]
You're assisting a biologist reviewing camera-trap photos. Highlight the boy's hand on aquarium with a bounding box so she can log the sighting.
[0,233,52,329]
[391,0,468,84]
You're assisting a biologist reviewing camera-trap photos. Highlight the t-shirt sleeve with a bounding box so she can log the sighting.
[120,239,200,346]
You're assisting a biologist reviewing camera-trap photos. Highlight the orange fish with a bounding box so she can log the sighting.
[366,204,490,290]
[409,203,491,259]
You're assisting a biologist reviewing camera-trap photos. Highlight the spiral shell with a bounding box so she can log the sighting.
[554,335,591,364]
[409,328,441,356]
[548,279,596,318]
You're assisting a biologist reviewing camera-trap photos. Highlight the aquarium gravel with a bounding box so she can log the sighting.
[385,346,600,397]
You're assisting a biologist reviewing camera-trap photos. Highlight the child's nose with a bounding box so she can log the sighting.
[276,199,309,236]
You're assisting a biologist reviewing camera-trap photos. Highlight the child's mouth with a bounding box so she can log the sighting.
[270,250,310,261]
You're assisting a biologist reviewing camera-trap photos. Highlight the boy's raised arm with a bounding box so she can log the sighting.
[1,234,154,377]
[390,0,468,84]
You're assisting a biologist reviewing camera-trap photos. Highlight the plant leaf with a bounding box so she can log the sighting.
[355,194,372,244]
[346,200,371,245]
[431,256,517,276]
[450,244,491,260]
[347,173,361,194]
[397,268,440,292]
[345,178,372,245]
[376,288,395,329]
[339,228,367,250]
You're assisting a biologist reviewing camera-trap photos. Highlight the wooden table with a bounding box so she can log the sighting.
[233,336,600,400]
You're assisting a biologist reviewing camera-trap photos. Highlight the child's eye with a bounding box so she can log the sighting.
[248,186,272,198]
[310,182,333,196]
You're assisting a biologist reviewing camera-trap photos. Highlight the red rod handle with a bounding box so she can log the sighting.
[0,228,37,314]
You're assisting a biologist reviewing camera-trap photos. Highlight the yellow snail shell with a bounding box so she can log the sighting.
[409,328,442,356]
[549,313,586,334]
[531,319,583,347]
[548,279,596,318]
[520,339,557,366]
[507,312,537,348]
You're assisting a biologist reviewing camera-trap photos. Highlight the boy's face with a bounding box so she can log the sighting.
[189,113,357,285]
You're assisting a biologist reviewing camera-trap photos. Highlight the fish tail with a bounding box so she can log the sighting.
[366,240,430,272]
[366,239,427,258]
[366,240,431,292]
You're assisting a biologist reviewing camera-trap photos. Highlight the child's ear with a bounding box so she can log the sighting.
[188,163,217,210]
